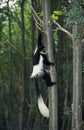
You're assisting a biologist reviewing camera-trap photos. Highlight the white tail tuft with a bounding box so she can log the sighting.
[37,94,49,118]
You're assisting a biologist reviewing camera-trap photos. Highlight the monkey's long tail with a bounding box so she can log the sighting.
[34,78,49,118]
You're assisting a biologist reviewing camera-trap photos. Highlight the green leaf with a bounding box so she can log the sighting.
[51,14,59,20]
[53,10,62,16]
[38,11,43,17]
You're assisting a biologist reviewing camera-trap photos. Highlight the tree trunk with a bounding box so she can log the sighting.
[72,22,82,130]
[61,84,68,130]
[61,44,69,130]
[42,1,58,130]
[19,1,26,130]
[7,1,13,129]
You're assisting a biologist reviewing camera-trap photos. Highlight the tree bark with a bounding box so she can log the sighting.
[61,44,69,130]
[19,0,26,130]
[72,22,82,130]
[7,1,13,129]
[42,1,58,130]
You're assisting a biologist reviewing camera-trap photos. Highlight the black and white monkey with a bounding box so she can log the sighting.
[30,33,54,78]
[30,33,44,78]
[34,78,49,118]
[30,33,56,117]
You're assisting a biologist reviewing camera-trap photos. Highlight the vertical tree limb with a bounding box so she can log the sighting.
[19,0,26,130]
[42,0,58,130]
[72,21,82,130]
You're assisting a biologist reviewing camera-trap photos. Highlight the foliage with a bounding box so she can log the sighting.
[38,11,43,17]
[0,0,83,130]
[51,10,62,21]
[0,1,32,129]
[63,107,71,120]
[62,5,84,28]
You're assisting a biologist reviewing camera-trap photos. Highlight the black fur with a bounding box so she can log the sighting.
[37,33,44,49]
[34,78,40,97]
[40,70,56,86]
[33,46,44,65]
[33,33,44,65]
[40,53,54,66]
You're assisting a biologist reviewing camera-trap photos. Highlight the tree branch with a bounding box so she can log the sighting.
[52,20,72,38]
[32,14,42,29]
[27,0,43,24]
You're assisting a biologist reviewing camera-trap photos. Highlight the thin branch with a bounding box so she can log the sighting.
[52,20,72,38]
[27,0,43,24]
[33,14,42,28]
[32,14,46,34]
[35,23,42,31]
[33,14,43,32]
[25,98,31,108]
[27,0,47,34]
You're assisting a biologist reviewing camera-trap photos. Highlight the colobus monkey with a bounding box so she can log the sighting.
[34,78,49,118]
[30,33,54,78]
[30,34,45,78]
